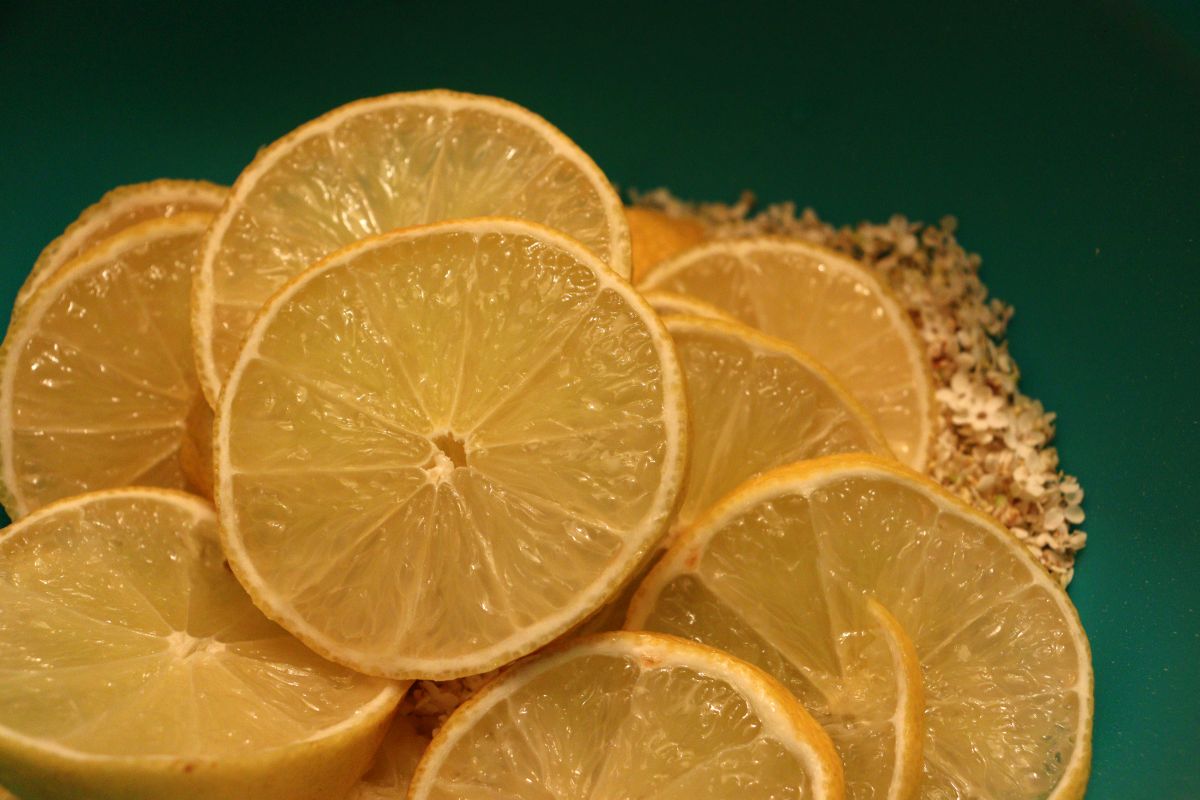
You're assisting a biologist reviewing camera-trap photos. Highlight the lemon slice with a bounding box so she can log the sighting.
[665,315,890,542]
[408,632,844,799]
[642,289,738,322]
[640,239,935,470]
[14,180,226,312]
[0,488,401,800]
[633,455,1093,800]
[630,551,922,800]
[216,218,687,680]
[349,715,430,799]
[194,90,630,405]
[0,214,213,517]
[626,206,706,282]
[575,315,890,636]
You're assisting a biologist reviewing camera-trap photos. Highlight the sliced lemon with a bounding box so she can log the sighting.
[630,550,922,800]
[348,715,430,799]
[216,218,687,680]
[14,180,226,312]
[640,238,935,470]
[0,214,212,517]
[0,488,401,800]
[665,315,890,542]
[642,289,738,322]
[194,90,630,405]
[633,455,1093,800]
[409,631,844,799]
[575,315,890,636]
[626,206,706,282]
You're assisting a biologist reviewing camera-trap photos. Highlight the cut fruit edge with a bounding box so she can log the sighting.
[214,217,688,679]
[14,179,227,311]
[626,548,923,800]
[409,631,845,800]
[193,89,631,407]
[0,486,406,766]
[641,289,741,324]
[0,213,214,519]
[863,598,924,800]
[663,313,893,460]
[629,453,1093,800]
[641,237,938,472]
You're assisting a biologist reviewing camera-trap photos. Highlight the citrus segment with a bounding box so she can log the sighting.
[0,488,401,800]
[0,214,212,517]
[216,219,686,680]
[14,180,226,311]
[195,90,630,404]
[632,455,1092,800]
[409,632,844,800]
[641,239,935,470]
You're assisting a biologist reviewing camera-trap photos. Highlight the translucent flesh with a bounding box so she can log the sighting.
[670,323,888,539]
[224,228,674,667]
[207,98,623,392]
[423,652,817,799]
[642,473,1086,800]
[18,183,225,307]
[577,321,889,637]
[0,495,390,757]
[350,715,429,799]
[5,229,204,512]
[645,247,928,467]
[636,571,915,800]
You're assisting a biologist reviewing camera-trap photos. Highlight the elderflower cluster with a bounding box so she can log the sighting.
[633,189,1087,586]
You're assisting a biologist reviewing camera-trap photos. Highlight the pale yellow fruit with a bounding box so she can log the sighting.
[626,206,707,282]
[631,551,922,800]
[216,219,687,680]
[631,455,1093,800]
[0,214,212,517]
[409,632,845,800]
[641,238,935,470]
[348,715,429,800]
[577,315,890,636]
[663,315,890,543]
[194,90,630,405]
[14,180,226,312]
[0,488,402,800]
[641,289,738,322]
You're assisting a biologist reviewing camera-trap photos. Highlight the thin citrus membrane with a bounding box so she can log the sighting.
[0,213,213,517]
[630,455,1092,800]
[13,180,227,312]
[0,488,401,800]
[640,238,936,470]
[194,89,631,405]
[216,218,687,680]
[409,632,845,800]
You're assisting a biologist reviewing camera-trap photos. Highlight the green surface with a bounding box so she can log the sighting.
[2,1,1197,796]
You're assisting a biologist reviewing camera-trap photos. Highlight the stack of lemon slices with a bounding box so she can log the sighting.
[0,90,1091,800]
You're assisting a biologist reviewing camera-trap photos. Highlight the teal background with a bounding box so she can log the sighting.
[2,1,1197,796]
